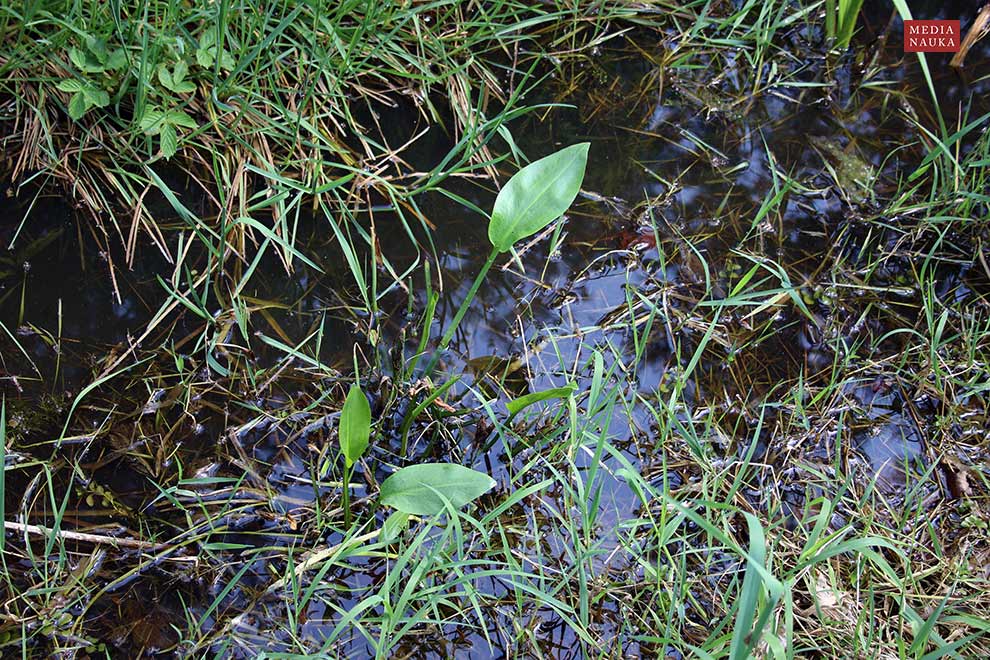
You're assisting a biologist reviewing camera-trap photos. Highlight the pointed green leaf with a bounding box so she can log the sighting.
[160,123,178,159]
[173,60,188,83]
[488,142,589,252]
[167,110,198,129]
[729,513,783,660]
[67,92,88,120]
[339,385,371,468]
[158,66,175,90]
[57,79,85,92]
[2,400,7,555]
[379,463,495,515]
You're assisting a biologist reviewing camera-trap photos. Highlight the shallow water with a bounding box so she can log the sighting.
[3,15,990,656]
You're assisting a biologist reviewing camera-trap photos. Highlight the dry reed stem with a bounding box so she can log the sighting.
[951,4,990,68]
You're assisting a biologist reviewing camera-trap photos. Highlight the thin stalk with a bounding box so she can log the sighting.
[423,246,500,376]
[343,464,352,528]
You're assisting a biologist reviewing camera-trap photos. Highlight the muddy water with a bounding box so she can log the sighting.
[3,20,990,657]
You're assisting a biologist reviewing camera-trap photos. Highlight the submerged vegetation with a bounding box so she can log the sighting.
[2,0,990,657]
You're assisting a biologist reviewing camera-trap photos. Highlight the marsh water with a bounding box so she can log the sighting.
[3,18,990,657]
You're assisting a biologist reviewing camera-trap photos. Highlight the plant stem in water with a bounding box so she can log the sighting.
[423,246,499,376]
[343,465,352,528]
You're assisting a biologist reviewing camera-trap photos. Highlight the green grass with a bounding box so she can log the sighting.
[3,0,990,657]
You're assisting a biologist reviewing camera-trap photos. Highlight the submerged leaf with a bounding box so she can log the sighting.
[379,463,495,515]
[339,384,371,468]
[488,143,589,252]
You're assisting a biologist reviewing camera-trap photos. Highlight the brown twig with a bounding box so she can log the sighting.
[3,520,169,551]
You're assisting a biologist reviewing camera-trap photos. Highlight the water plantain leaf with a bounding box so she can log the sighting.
[339,384,371,468]
[488,142,589,252]
[379,463,495,515]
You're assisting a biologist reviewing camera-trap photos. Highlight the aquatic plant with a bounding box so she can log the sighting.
[338,383,371,527]
[424,142,590,376]
[379,463,495,516]
[826,0,866,49]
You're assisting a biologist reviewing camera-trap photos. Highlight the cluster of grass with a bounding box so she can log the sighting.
[3,0,990,657]
[0,0,621,295]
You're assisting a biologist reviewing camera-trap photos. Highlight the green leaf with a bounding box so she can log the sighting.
[174,80,196,94]
[67,92,88,120]
[173,60,188,83]
[105,49,127,71]
[487,142,589,252]
[379,463,495,515]
[69,41,105,72]
[57,79,85,92]
[506,385,576,416]
[218,49,235,71]
[729,513,784,660]
[158,66,175,90]
[82,87,109,108]
[195,48,213,68]
[160,123,178,159]
[836,0,866,48]
[139,109,166,134]
[196,34,234,70]
[199,31,216,50]
[339,385,371,468]
[381,511,409,544]
[69,47,91,71]
[86,36,108,63]
[166,110,198,129]
[2,400,7,555]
